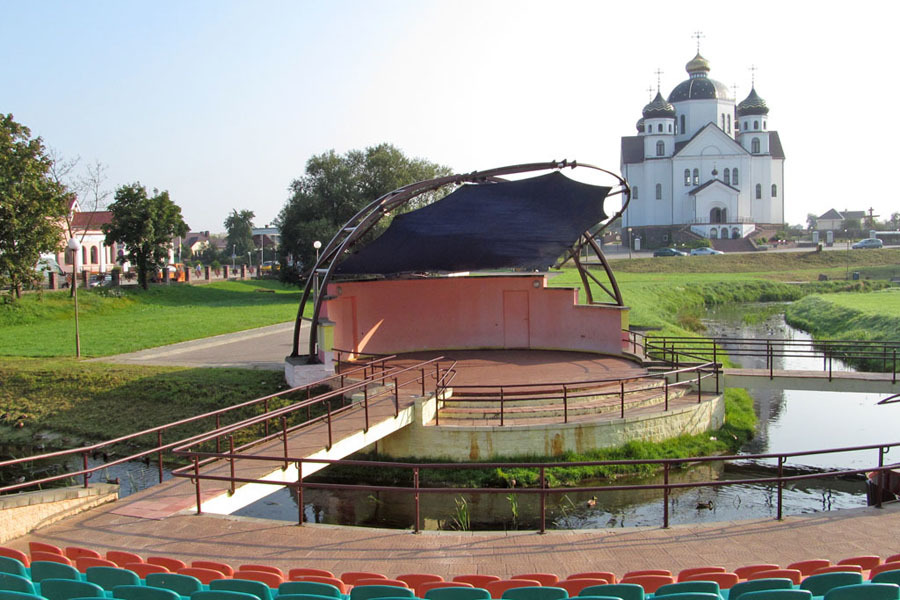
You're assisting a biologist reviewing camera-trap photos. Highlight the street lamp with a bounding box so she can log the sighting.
[845,228,850,279]
[313,240,322,299]
[67,238,81,358]
[627,227,633,259]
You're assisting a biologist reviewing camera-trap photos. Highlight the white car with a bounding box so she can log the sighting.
[851,238,883,249]
[690,247,724,256]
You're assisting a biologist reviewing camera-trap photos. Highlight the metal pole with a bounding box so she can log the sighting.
[697,369,702,403]
[297,460,304,526]
[394,376,399,417]
[877,447,886,509]
[776,456,784,520]
[663,462,670,528]
[194,456,202,514]
[620,380,625,418]
[282,416,289,470]
[829,352,833,381]
[414,467,421,534]
[264,399,269,438]
[421,368,426,396]
[82,451,89,488]
[326,400,332,450]
[229,436,236,495]
[364,384,369,433]
[72,249,81,358]
[500,388,504,427]
[665,378,669,411]
[539,466,546,534]
[157,430,164,483]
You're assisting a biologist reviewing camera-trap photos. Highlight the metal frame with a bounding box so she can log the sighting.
[291,159,631,360]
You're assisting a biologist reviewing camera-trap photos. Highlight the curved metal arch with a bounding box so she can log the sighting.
[291,159,631,361]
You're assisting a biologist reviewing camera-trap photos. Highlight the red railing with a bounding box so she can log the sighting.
[0,354,396,495]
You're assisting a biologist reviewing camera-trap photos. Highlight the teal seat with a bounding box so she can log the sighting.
[569,597,622,600]
[579,584,644,600]
[145,575,204,598]
[424,589,491,600]
[0,575,37,596]
[728,579,794,600]
[799,572,863,597]
[209,580,273,600]
[647,594,718,600]
[111,587,180,600]
[39,579,105,600]
[501,588,567,600]
[735,591,812,600]
[0,559,29,578]
[349,587,415,600]
[0,592,47,600]
[191,592,260,600]
[278,584,342,599]
[823,583,900,600]
[874,572,900,586]
[85,569,140,592]
[276,594,341,600]
[30,564,80,584]
[654,581,720,597]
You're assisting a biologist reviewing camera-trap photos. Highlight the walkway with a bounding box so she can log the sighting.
[725,368,899,393]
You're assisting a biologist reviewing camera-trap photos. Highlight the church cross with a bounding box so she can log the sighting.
[654,68,664,92]
[646,85,655,101]
[749,64,758,86]
[692,30,705,52]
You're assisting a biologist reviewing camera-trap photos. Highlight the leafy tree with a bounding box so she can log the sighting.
[224,209,255,260]
[276,143,451,284]
[102,183,188,290]
[0,114,71,299]
[891,212,900,230]
[806,213,817,230]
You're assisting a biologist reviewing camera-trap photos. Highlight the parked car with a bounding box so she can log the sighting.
[690,247,725,256]
[653,247,688,257]
[851,238,883,249]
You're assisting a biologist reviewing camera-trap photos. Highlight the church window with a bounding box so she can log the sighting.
[754,120,759,129]
[655,183,662,200]
[751,137,760,153]
[771,184,777,197]
[90,246,98,264]
[732,168,739,185]
[684,169,691,186]
[755,184,762,199]
[668,123,672,132]
[724,169,730,185]
[633,186,638,199]
[82,247,87,264]
[656,141,665,156]
[763,120,767,129]
[692,168,699,185]
[710,228,718,239]
[743,121,748,131]
[721,114,725,130]
[680,115,685,133]
[64,251,73,265]
[727,114,732,133]
[657,123,663,133]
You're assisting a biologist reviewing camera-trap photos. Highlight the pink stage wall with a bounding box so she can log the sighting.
[323,275,629,356]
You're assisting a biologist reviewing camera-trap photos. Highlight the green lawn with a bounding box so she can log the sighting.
[808,287,900,317]
[0,280,308,357]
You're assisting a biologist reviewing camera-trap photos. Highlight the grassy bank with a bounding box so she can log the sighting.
[0,280,306,357]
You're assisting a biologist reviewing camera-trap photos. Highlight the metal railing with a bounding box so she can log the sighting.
[0,355,396,495]
[170,439,900,532]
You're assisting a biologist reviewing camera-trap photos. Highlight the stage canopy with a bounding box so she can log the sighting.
[335,171,610,275]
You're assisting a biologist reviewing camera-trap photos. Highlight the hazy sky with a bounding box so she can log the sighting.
[3,0,896,233]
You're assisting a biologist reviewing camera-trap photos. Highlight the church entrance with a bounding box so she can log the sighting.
[710,207,726,224]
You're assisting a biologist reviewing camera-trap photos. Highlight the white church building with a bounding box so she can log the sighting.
[620,52,785,247]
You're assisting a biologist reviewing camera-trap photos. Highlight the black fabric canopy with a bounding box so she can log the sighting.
[336,171,610,275]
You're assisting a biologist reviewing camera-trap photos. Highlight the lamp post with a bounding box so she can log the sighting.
[313,240,322,300]
[67,238,81,358]
[627,227,633,259]
[845,228,850,279]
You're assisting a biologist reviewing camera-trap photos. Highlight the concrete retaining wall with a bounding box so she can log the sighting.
[0,484,118,543]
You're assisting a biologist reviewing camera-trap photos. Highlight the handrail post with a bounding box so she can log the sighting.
[828,352,833,381]
[194,455,202,514]
[877,447,886,509]
[264,399,270,438]
[715,361,720,395]
[563,384,568,424]
[326,399,332,450]
[776,456,784,520]
[769,343,774,379]
[766,339,771,371]
[215,414,221,454]
[157,430,164,483]
[414,466,421,534]
[894,350,897,384]
[620,380,625,418]
[539,465,546,534]
[297,460,304,526]
[421,368,426,396]
[364,384,370,433]
[663,462,670,528]
[82,451,89,488]
[228,435,236,495]
[696,368,702,403]
[500,388,505,427]
[282,416,289,470]
[664,378,669,411]
[394,376,399,417]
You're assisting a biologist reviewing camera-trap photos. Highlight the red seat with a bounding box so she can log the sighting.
[682,572,739,589]
[31,551,73,565]
[397,573,443,595]
[810,565,863,576]
[233,570,284,588]
[240,565,285,578]
[453,575,501,588]
[107,551,144,568]
[838,555,882,571]
[126,562,169,577]
[178,567,230,584]
[29,542,64,556]
[887,554,900,564]
[747,569,802,586]
[677,566,726,582]
[65,547,102,562]
[354,579,408,588]
[290,575,349,594]
[147,557,188,572]
[566,572,616,584]
[511,574,558,586]
[485,580,542,599]
[75,556,117,572]
[619,574,675,594]
[870,562,900,579]
[787,559,830,576]
[289,568,336,579]
[193,561,234,577]
[341,572,388,585]
[556,578,611,596]
[417,581,473,596]
[734,564,780,580]
[0,547,30,567]
[623,569,672,578]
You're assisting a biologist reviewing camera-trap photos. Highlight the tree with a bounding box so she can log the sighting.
[0,114,71,299]
[891,212,900,231]
[224,209,255,261]
[276,143,452,284]
[102,183,188,290]
[806,213,818,230]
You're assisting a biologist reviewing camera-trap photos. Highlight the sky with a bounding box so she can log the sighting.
[2,0,897,233]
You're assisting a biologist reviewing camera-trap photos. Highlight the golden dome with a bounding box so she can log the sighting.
[686,52,711,74]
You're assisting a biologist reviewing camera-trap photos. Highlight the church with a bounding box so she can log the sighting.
[619,51,785,248]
